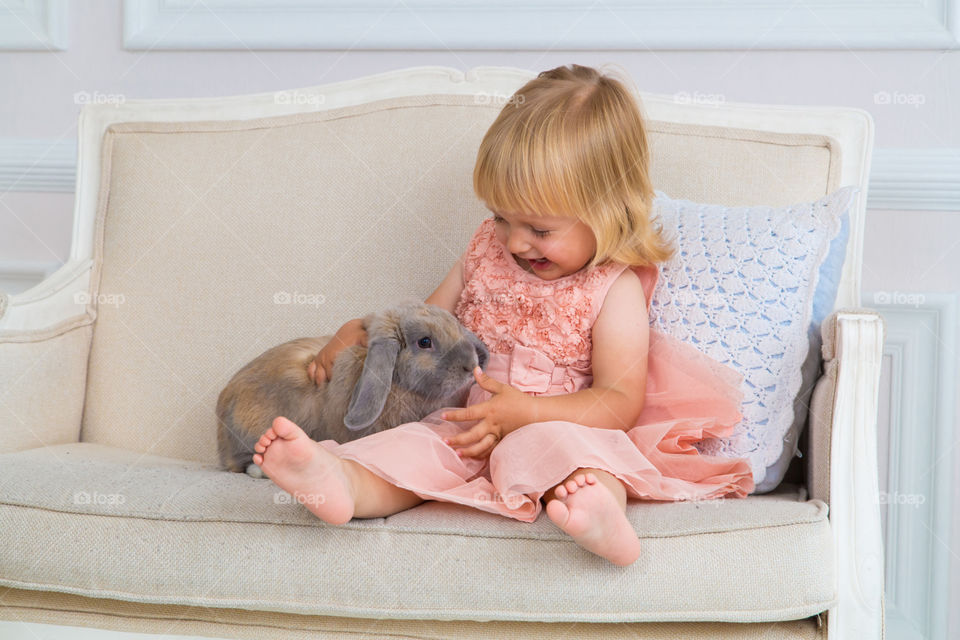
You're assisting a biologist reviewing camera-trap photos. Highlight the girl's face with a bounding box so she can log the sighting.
[491,209,597,280]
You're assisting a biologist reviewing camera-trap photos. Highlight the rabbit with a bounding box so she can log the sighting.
[216,301,489,478]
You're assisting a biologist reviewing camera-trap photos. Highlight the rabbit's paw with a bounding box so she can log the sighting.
[245,463,267,479]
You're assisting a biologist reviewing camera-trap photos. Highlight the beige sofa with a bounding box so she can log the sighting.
[0,66,886,639]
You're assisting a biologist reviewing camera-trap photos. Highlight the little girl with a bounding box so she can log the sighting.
[253,64,754,567]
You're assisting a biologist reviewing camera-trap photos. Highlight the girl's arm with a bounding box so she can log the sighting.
[307,318,367,385]
[443,268,649,458]
[424,258,465,314]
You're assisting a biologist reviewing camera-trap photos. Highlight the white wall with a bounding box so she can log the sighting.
[0,2,957,639]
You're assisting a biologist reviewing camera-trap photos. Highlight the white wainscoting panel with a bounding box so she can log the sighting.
[865,291,957,640]
[0,138,77,192]
[0,260,60,295]
[0,0,67,50]
[122,0,960,50]
[870,149,960,212]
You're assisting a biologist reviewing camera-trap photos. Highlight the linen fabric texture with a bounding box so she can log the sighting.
[0,442,834,624]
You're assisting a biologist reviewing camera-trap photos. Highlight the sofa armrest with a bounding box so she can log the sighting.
[807,308,885,503]
[0,261,96,453]
[808,308,885,640]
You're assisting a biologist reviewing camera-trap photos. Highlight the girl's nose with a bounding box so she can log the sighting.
[506,232,530,255]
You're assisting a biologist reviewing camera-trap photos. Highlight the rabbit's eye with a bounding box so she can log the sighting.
[417,337,432,349]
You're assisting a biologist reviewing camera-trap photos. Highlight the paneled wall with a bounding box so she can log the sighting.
[1,2,957,639]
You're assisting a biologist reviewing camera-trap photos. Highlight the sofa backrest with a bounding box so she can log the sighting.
[78,90,849,463]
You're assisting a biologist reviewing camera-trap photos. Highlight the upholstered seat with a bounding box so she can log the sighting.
[0,443,834,623]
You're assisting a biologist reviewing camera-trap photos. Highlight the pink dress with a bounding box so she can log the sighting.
[321,218,755,522]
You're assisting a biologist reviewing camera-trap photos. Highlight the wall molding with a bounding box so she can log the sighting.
[870,149,960,212]
[0,260,60,296]
[0,138,76,192]
[865,292,957,640]
[1,138,957,212]
[122,0,960,50]
[0,0,67,50]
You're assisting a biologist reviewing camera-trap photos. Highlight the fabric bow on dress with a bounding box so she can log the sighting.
[476,343,594,400]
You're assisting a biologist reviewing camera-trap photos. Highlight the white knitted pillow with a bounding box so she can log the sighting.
[648,186,858,491]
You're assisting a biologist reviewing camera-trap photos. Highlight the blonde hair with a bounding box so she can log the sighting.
[473,64,675,268]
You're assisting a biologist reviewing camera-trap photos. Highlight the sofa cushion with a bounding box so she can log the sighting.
[0,443,835,623]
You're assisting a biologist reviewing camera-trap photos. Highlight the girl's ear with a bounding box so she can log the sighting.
[343,336,400,430]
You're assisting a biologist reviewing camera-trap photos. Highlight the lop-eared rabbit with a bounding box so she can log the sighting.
[217,302,489,477]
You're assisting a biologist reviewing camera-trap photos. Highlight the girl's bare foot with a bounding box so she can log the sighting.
[253,416,355,524]
[545,472,642,566]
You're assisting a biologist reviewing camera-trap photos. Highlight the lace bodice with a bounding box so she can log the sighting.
[454,218,628,370]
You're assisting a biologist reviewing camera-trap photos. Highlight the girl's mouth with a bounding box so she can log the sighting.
[528,258,551,271]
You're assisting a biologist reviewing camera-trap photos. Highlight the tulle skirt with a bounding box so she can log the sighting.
[319,329,755,523]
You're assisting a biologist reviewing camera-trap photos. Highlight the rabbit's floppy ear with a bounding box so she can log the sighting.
[344,334,401,431]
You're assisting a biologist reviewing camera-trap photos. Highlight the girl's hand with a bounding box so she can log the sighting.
[441,368,535,459]
[307,318,368,386]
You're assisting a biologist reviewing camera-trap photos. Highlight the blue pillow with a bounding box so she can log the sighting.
[754,199,850,492]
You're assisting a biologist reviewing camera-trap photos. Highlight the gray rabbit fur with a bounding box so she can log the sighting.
[216,301,489,478]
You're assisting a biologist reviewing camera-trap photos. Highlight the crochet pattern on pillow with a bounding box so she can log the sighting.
[648,186,858,487]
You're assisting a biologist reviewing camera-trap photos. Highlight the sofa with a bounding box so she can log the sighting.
[0,66,886,639]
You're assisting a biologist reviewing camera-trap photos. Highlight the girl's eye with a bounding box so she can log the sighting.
[417,337,432,349]
[492,213,548,237]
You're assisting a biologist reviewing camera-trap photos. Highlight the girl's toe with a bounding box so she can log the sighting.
[546,497,571,528]
[565,479,579,494]
[555,485,568,500]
